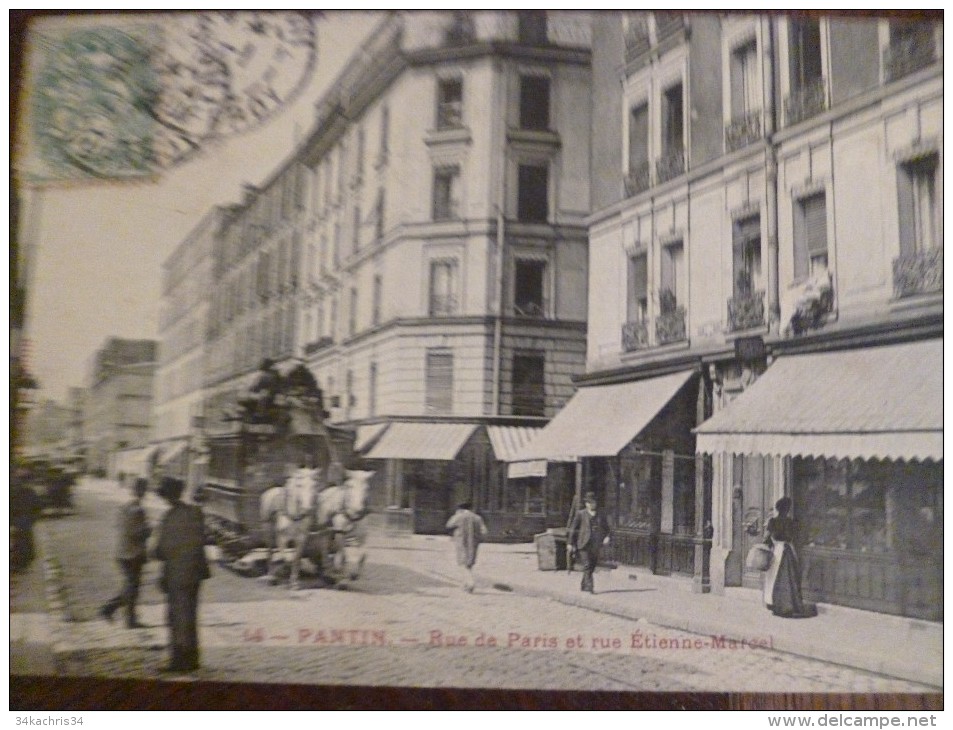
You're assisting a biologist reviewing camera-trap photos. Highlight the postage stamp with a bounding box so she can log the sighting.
[20,12,317,185]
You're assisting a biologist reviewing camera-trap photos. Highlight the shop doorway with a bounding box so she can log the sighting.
[730,454,775,588]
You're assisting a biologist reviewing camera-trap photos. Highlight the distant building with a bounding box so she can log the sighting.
[85,338,157,475]
[66,386,86,460]
[22,398,73,457]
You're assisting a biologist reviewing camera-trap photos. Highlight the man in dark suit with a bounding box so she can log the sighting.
[100,477,151,628]
[154,476,210,674]
[568,491,610,594]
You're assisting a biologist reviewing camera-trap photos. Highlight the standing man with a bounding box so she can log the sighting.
[100,477,151,627]
[568,491,610,594]
[153,476,210,674]
[446,501,488,593]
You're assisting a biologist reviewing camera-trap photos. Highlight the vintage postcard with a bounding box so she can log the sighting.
[11,10,943,712]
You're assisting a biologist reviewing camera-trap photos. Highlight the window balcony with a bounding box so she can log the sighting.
[655,307,687,345]
[727,290,765,333]
[883,33,938,82]
[624,162,652,197]
[655,147,685,184]
[622,320,650,352]
[725,109,763,153]
[893,248,943,299]
[784,77,827,126]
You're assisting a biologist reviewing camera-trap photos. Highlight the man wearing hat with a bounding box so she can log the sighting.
[568,491,610,593]
[153,476,211,674]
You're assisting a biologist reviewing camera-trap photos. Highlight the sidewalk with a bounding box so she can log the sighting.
[366,532,943,689]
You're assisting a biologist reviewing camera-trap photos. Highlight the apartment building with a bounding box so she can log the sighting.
[516,11,941,620]
[291,11,593,536]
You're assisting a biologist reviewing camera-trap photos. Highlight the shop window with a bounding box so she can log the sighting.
[617,456,654,530]
[517,163,548,222]
[898,153,940,256]
[524,478,545,514]
[429,259,458,316]
[425,349,453,414]
[433,165,461,221]
[512,352,545,416]
[437,78,463,129]
[517,11,547,45]
[793,192,828,280]
[519,75,550,131]
[514,258,546,317]
[627,253,648,323]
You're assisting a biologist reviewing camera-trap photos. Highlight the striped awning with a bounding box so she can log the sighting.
[365,422,478,461]
[486,426,544,462]
[695,340,942,462]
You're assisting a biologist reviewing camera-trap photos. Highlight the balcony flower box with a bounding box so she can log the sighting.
[788,272,834,336]
[727,290,765,333]
[655,148,685,184]
[622,320,650,352]
[656,306,687,345]
[725,110,762,153]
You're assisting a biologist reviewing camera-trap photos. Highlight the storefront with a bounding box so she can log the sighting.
[509,369,711,578]
[696,339,942,621]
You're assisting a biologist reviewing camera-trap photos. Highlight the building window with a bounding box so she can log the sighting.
[885,21,938,82]
[374,188,385,240]
[378,105,389,163]
[786,17,825,125]
[733,215,762,295]
[368,362,377,417]
[444,11,475,45]
[627,102,650,194]
[433,165,461,221]
[348,287,358,336]
[352,204,362,254]
[514,258,546,317]
[437,78,463,129]
[429,259,458,316]
[730,40,759,120]
[517,10,547,45]
[898,154,939,255]
[330,295,338,342]
[660,241,685,308]
[345,369,354,417]
[355,126,365,182]
[794,192,828,281]
[661,83,684,156]
[627,253,648,323]
[372,274,383,325]
[517,163,548,222]
[519,75,550,131]
[425,350,453,414]
[512,352,545,416]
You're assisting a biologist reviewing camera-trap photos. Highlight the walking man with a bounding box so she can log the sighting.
[154,476,210,673]
[568,491,610,594]
[446,501,488,593]
[100,477,151,628]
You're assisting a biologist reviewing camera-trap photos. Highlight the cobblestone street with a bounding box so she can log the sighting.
[15,479,934,693]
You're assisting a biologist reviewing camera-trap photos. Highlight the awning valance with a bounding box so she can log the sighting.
[365,422,478,461]
[508,369,696,464]
[507,459,549,478]
[695,339,942,462]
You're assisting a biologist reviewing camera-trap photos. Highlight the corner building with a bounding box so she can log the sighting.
[290,11,592,537]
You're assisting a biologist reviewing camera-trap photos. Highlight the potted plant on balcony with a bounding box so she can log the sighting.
[656,288,686,344]
[788,270,833,336]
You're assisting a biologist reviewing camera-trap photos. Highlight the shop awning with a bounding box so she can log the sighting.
[695,340,942,462]
[354,423,390,453]
[486,426,544,462]
[365,422,478,461]
[507,370,696,472]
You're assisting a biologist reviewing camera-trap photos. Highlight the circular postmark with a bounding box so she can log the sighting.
[27,11,317,183]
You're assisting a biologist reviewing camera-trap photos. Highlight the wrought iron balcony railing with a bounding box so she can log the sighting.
[727,290,765,333]
[624,162,652,197]
[784,77,827,126]
[893,248,943,298]
[622,320,650,352]
[655,307,687,345]
[656,147,685,184]
[883,34,938,82]
[725,109,763,153]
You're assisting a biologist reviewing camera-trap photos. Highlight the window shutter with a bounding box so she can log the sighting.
[628,254,648,321]
[803,193,828,257]
[730,49,746,119]
[896,166,916,256]
[426,351,454,414]
[629,104,649,169]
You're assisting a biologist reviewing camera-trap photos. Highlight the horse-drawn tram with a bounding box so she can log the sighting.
[199,361,370,588]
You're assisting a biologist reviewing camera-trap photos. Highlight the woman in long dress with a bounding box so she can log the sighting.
[763,497,816,618]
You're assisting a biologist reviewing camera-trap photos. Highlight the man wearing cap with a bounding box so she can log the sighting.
[153,476,211,674]
[568,491,610,593]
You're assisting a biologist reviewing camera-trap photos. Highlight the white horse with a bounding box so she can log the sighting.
[259,468,373,589]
